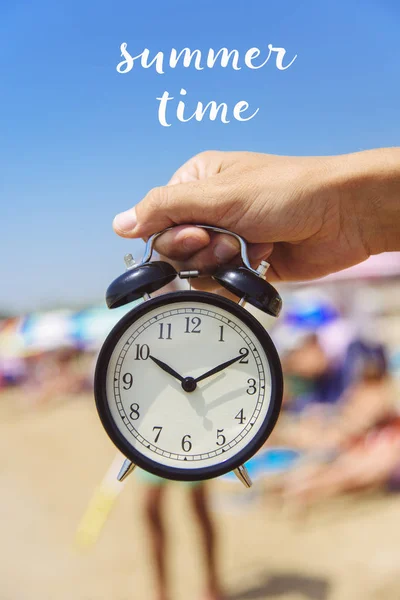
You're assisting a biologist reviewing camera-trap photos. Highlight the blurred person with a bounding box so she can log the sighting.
[282,332,344,413]
[131,281,223,600]
[343,286,388,389]
[268,312,389,453]
[343,333,388,390]
[275,345,394,453]
[139,472,223,600]
[271,354,400,507]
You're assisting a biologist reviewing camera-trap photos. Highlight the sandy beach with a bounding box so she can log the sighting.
[1,392,400,600]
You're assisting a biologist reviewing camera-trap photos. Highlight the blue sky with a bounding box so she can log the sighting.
[1,0,400,313]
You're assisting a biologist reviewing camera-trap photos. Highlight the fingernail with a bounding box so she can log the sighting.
[214,239,239,262]
[182,236,207,253]
[113,208,137,233]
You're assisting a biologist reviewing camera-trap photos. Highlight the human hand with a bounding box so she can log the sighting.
[113,148,399,284]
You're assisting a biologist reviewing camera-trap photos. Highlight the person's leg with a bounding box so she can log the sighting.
[190,484,223,600]
[144,485,169,600]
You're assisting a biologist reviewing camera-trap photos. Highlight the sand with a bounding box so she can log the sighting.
[1,391,400,600]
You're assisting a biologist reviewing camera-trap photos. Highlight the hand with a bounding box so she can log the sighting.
[149,355,184,383]
[194,354,243,384]
[113,148,400,285]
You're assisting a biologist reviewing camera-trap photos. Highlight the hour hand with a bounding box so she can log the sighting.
[194,354,243,384]
[149,355,185,383]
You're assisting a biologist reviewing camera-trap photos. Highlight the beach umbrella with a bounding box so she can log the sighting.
[71,302,140,349]
[18,310,75,354]
[283,289,339,329]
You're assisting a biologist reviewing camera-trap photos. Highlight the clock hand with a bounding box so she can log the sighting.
[149,355,185,383]
[194,354,243,384]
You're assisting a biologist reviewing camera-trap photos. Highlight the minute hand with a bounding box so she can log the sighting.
[194,354,243,384]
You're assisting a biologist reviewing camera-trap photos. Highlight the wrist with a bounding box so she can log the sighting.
[327,149,400,255]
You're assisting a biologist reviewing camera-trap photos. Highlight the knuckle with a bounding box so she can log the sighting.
[197,150,225,166]
[155,185,167,200]
[197,150,218,160]
[147,185,170,209]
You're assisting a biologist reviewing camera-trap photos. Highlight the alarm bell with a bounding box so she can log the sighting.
[213,265,282,317]
[106,260,177,308]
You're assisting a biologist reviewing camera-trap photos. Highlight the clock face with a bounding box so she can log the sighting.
[95,292,282,480]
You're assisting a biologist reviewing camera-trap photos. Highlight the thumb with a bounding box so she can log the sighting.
[113,178,226,239]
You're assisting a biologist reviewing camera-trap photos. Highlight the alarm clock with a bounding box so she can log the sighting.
[94,225,283,488]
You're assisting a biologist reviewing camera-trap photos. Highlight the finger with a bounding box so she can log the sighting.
[113,152,229,239]
[161,237,272,286]
[169,233,240,275]
[248,242,274,264]
[265,241,332,282]
[112,179,212,238]
[154,225,210,260]
[262,263,280,282]
[181,276,239,303]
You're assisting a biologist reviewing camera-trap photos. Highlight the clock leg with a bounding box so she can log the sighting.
[234,464,252,488]
[117,458,137,482]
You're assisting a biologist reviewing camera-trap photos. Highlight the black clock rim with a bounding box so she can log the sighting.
[94,291,283,482]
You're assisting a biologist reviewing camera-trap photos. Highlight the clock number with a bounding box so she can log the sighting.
[129,403,140,420]
[235,409,246,424]
[134,344,150,360]
[247,378,257,395]
[152,426,163,443]
[184,317,201,334]
[216,429,226,446]
[239,347,249,363]
[158,323,172,340]
[122,373,133,390]
[218,325,225,342]
[181,434,192,452]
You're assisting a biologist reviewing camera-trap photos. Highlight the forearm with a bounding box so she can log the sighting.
[330,148,400,255]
